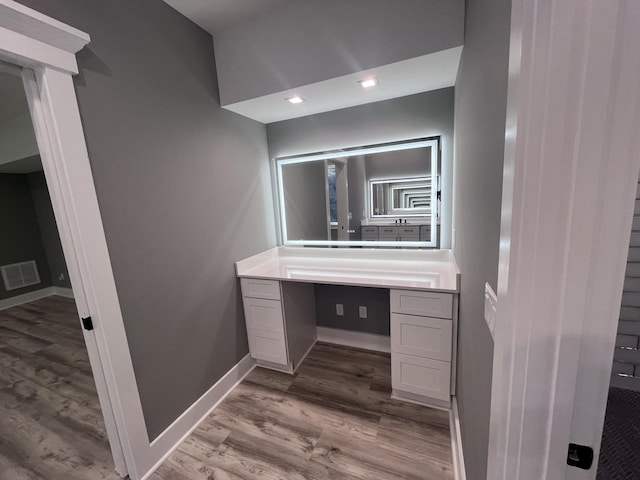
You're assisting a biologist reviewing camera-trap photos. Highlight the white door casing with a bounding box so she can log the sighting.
[2,3,262,479]
[488,1,640,480]
[21,68,128,477]
[0,1,151,478]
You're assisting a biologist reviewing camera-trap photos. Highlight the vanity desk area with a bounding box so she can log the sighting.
[236,246,460,409]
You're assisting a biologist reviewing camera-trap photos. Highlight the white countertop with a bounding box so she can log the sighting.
[235,247,460,292]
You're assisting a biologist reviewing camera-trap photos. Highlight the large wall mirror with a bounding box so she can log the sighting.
[275,137,440,247]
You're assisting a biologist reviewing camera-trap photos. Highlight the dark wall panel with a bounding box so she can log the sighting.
[0,174,52,300]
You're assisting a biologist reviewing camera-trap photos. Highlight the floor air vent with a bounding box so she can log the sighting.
[1,260,41,291]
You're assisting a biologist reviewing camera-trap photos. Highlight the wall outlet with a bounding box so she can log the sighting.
[359,306,367,318]
[336,304,344,316]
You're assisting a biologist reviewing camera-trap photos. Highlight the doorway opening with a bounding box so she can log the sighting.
[0,62,122,478]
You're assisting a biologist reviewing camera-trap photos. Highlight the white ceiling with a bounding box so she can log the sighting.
[163,0,293,34]
[224,47,462,124]
[164,1,463,124]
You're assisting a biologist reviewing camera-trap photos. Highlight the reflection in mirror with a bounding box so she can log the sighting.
[370,177,433,217]
[276,137,439,248]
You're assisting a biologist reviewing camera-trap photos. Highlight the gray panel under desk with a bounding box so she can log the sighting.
[314,284,391,336]
[281,281,318,370]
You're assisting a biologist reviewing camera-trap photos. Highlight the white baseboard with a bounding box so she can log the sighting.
[53,286,74,298]
[0,286,57,311]
[316,326,390,353]
[141,353,256,480]
[0,286,75,311]
[391,390,450,411]
[450,397,467,480]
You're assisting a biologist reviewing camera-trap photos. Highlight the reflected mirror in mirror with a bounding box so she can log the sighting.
[370,177,434,217]
[275,137,439,247]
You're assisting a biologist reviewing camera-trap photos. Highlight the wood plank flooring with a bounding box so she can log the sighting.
[153,343,454,480]
[1,298,455,480]
[0,296,119,480]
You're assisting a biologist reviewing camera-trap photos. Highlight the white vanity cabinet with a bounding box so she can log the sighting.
[236,247,460,410]
[240,278,317,373]
[390,289,456,407]
[240,279,288,367]
[360,223,429,242]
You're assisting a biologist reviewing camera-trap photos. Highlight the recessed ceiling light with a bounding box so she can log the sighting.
[358,77,379,89]
[286,95,305,104]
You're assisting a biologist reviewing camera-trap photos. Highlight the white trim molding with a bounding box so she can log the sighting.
[450,397,467,480]
[1,1,136,477]
[0,286,75,310]
[488,1,640,480]
[53,286,74,298]
[0,0,88,73]
[317,326,391,353]
[0,286,56,310]
[142,354,256,480]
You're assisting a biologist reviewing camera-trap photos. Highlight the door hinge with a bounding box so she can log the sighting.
[81,316,94,331]
[567,443,594,470]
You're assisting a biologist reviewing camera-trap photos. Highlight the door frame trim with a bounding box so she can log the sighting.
[487,1,640,479]
[0,1,145,477]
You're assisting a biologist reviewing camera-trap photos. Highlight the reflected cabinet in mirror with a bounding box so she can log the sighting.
[275,137,440,247]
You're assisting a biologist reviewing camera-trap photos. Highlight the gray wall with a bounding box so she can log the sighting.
[17,0,276,440]
[453,0,512,478]
[282,161,328,241]
[267,88,455,248]
[28,171,71,289]
[0,174,52,300]
[365,147,432,181]
[315,285,390,335]
[213,0,464,105]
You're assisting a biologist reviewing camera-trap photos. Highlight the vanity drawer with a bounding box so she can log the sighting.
[242,297,285,333]
[247,329,288,365]
[391,352,451,402]
[361,226,379,241]
[399,226,419,235]
[420,225,432,241]
[399,226,419,241]
[391,313,452,361]
[390,289,453,318]
[241,278,281,300]
[379,226,399,236]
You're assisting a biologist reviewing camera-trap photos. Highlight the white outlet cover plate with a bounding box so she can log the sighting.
[359,306,367,318]
[336,304,344,316]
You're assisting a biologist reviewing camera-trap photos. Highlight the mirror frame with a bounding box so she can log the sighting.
[275,137,440,248]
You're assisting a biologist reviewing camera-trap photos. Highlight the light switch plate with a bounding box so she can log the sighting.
[359,306,367,318]
[336,304,344,316]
